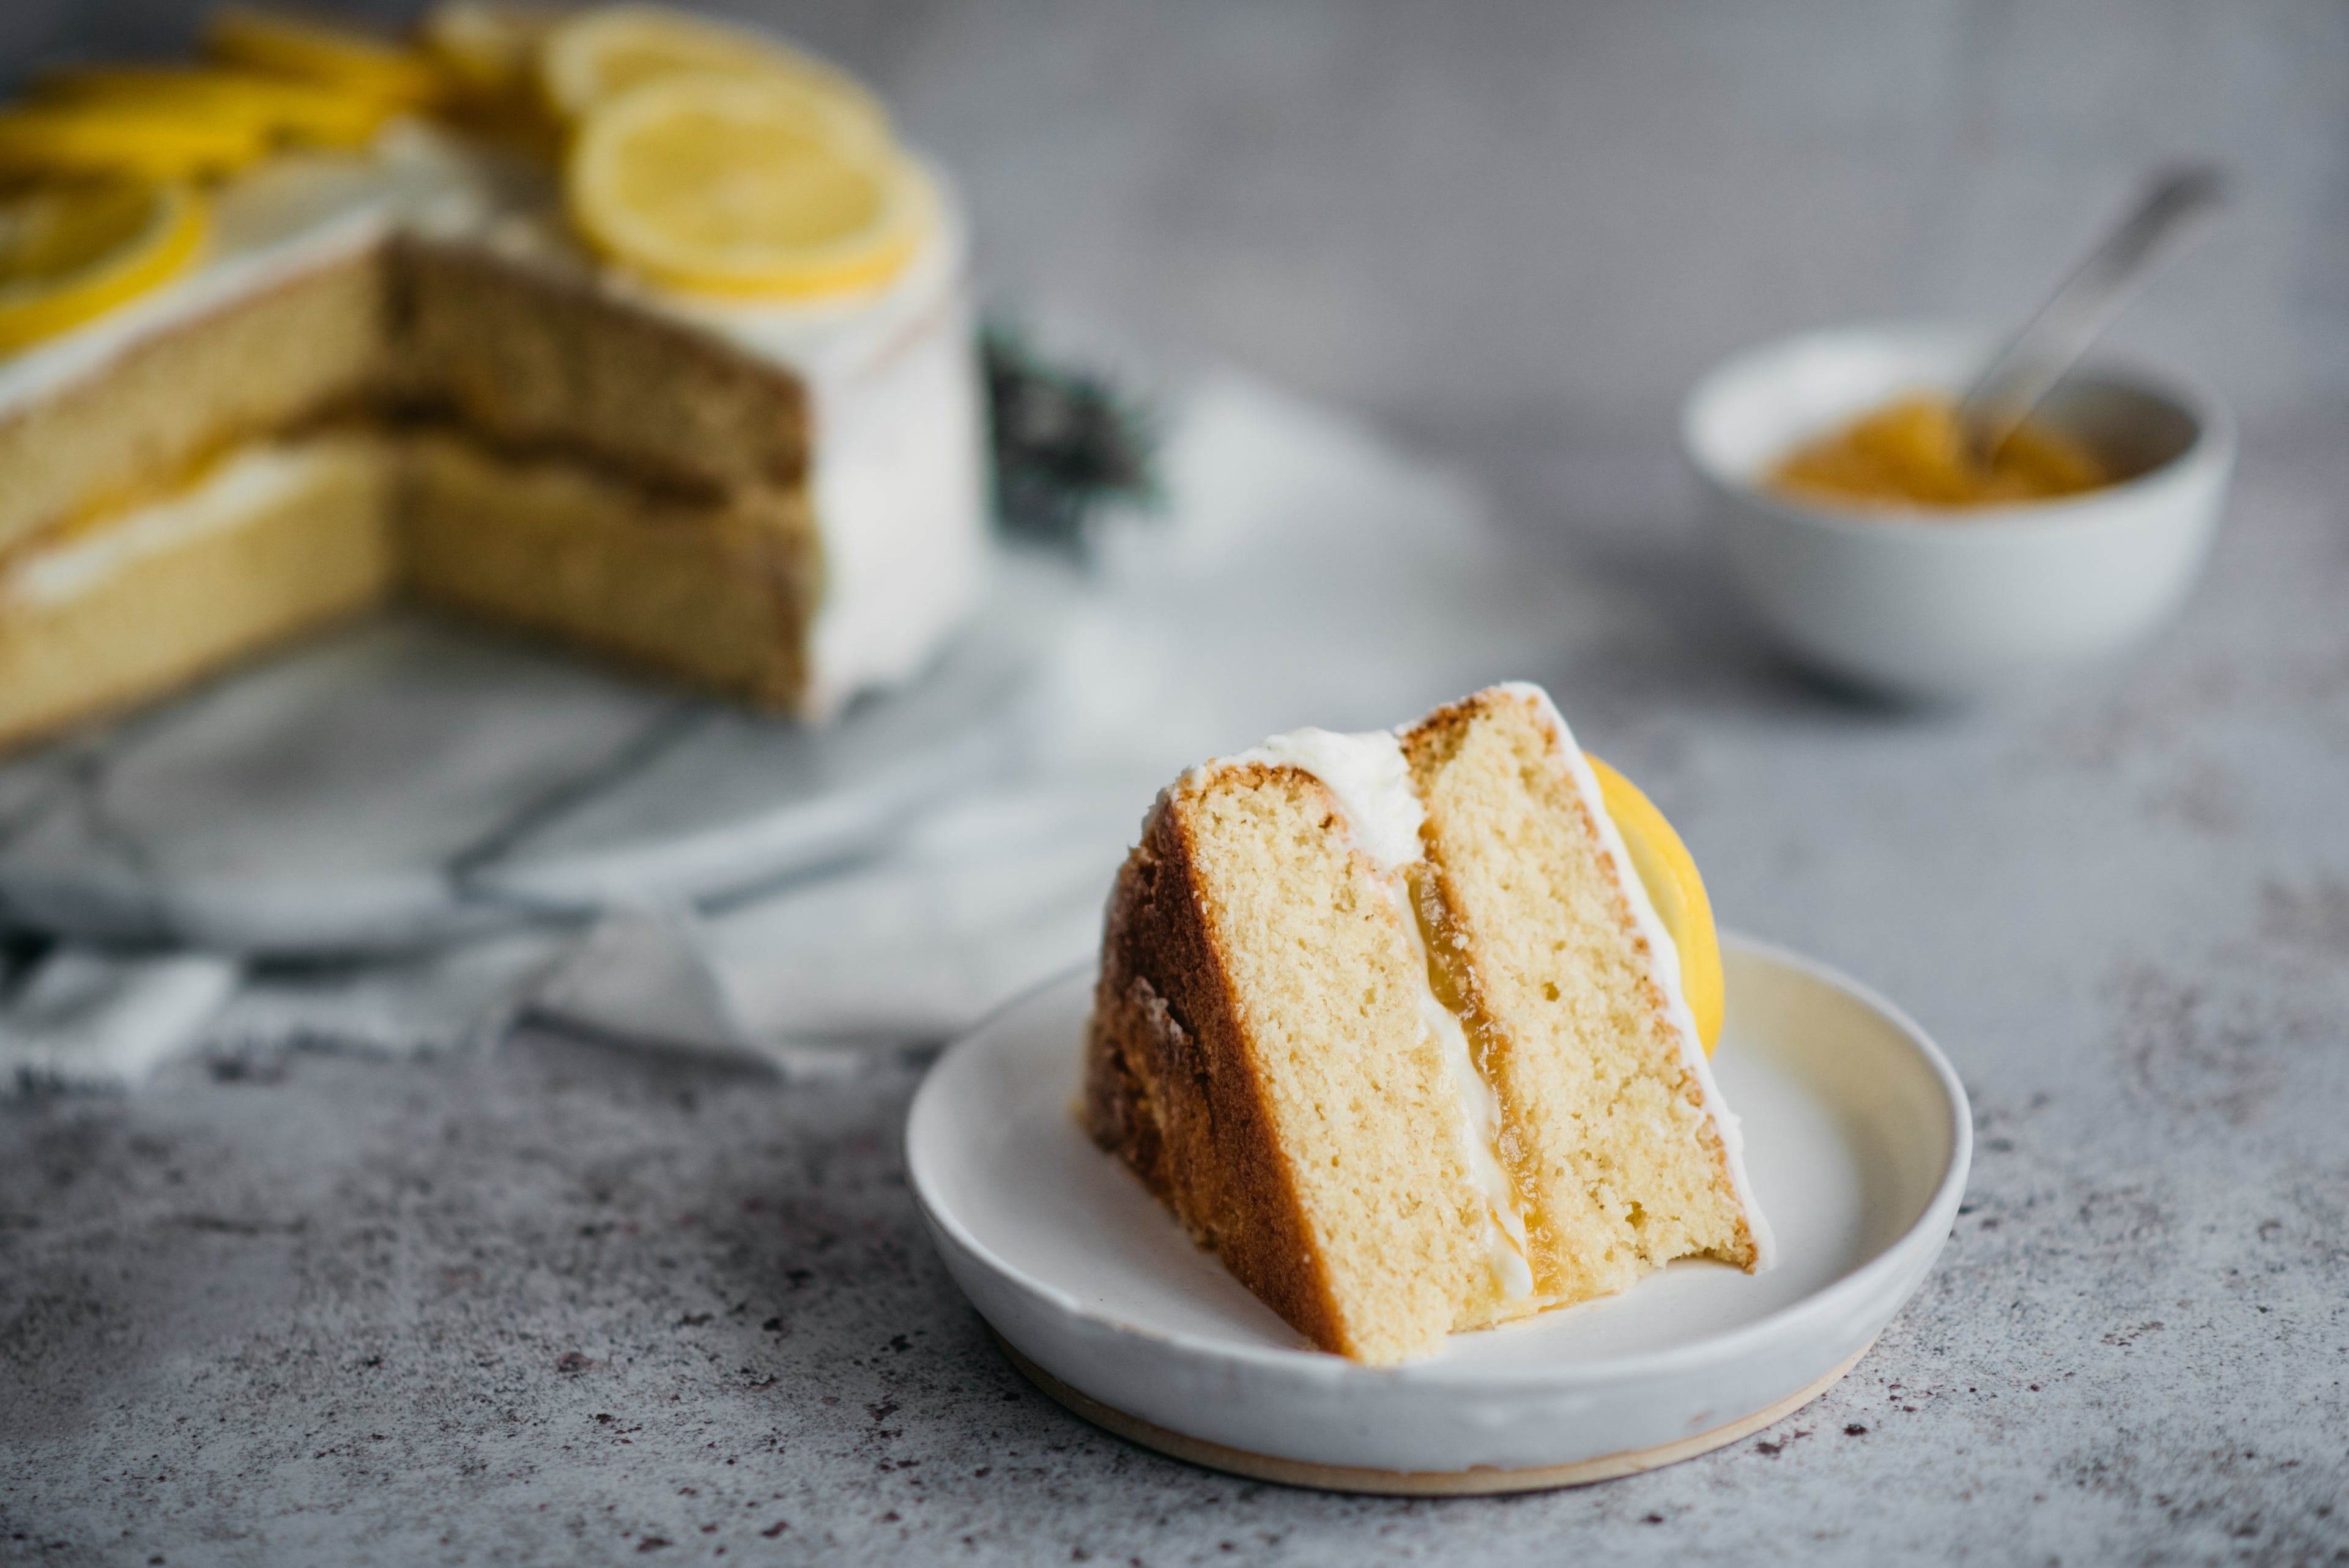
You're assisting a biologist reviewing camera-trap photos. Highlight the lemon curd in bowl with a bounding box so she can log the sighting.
[1767,392,2110,511]
[1681,324,2233,701]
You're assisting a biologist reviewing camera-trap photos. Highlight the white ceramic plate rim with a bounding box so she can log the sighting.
[909,929,1973,1389]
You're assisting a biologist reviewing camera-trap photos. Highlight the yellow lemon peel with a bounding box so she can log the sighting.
[538,2,885,142]
[1587,754,1725,1055]
[418,3,570,158]
[566,72,929,300]
[37,66,394,149]
[0,102,270,180]
[0,181,209,354]
[206,5,455,110]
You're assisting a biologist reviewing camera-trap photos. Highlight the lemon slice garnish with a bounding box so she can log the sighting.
[207,4,455,110]
[538,2,885,142]
[566,73,930,299]
[1588,755,1726,1055]
[37,66,394,149]
[0,181,209,354]
[0,103,269,181]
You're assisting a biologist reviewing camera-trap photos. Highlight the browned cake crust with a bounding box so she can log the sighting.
[1085,786,1346,1355]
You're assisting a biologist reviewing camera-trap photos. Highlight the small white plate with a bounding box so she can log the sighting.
[908,933,1970,1494]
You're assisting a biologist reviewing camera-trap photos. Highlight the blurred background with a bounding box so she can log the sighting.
[2,4,2345,1556]
[7,0,2339,505]
[4,0,2343,1161]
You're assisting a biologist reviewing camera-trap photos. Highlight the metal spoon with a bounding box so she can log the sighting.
[1957,164,2225,468]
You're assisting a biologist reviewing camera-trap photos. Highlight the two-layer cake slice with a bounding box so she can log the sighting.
[1085,682,1768,1365]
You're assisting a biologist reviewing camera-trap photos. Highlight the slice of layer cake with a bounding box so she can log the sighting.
[1085,682,1768,1365]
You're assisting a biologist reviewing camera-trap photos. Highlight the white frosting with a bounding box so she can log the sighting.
[1230,727,1425,868]
[1216,725,1537,1301]
[1491,682,1776,1270]
[1392,883,1538,1301]
[6,438,377,609]
[0,120,988,715]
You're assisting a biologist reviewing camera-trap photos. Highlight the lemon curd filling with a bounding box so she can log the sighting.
[3,437,376,608]
[1404,863,1538,1302]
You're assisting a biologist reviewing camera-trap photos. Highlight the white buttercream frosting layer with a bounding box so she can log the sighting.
[6,439,379,609]
[1234,727,1423,867]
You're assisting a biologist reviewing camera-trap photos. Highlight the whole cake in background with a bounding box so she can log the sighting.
[1085,682,1770,1366]
[0,2,987,749]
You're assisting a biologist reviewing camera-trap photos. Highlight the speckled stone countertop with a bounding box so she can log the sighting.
[4,0,2348,1562]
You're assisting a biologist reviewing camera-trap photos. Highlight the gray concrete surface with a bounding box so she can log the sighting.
[6,1,2349,1562]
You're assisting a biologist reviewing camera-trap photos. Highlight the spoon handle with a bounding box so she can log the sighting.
[1958,164,2225,463]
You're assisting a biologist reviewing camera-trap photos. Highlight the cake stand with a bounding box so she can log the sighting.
[0,555,1077,955]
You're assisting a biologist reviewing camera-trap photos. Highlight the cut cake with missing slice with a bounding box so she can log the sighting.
[0,114,984,752]
[1084,682,1770,1365]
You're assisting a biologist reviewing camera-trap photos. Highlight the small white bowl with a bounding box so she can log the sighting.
[1680,324,2235,701]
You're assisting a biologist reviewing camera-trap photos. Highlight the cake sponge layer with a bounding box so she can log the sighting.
[0,424,829,751]
[393,239,809,497]
[400,432,820,712]
[1088,764,1489,1367]
[0,435,396,749]
[0,251,387,556]
[2,237,814,559]
[1403,687,1759,1301]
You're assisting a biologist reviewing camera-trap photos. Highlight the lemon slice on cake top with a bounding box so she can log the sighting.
[206,4,455,110]
[35,66,398,150]
[537,3,886,138]
[0,181,209,352]
[566,72,930,300]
